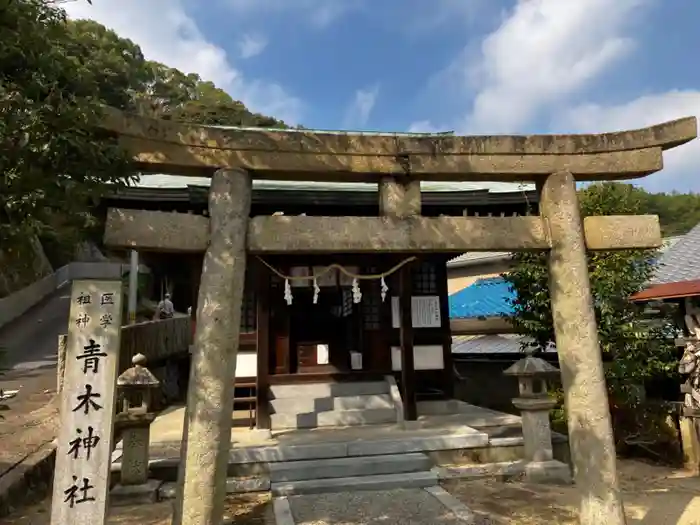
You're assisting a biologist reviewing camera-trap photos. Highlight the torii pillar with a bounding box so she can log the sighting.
[175,168,252,525]
[541,171,626,525]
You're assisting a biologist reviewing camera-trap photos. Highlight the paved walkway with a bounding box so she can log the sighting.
[0,287,68,419]
[0,288,69,372]
[0,289,68,481]
[276,487,486,524]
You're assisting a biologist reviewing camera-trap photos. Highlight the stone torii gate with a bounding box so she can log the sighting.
[98,108,697,525]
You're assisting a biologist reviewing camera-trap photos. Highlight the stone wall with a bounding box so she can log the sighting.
[0,261,129,329]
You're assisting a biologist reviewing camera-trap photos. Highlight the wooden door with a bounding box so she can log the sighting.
[270,296,290,374]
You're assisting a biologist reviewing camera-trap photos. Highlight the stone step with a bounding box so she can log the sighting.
[225,428,489,464]
[269,381,389,400]
[270,407,397,430]
[271,470,438,496]
[110,427,491,476]
[270,393,394,414]
[268,452,432,483]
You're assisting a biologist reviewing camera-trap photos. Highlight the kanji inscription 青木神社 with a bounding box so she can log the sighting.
[50,280,123,525]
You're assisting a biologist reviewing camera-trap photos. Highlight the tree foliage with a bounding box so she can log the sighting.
[1,0,135,240]
[2,1,286,248]
[504,182,678,405]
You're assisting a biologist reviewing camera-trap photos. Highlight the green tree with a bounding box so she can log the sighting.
[141,62,288,127]
[1,0,136,241]
[504,182,678,405]
[64,19,151,111]
[2,3,287,276]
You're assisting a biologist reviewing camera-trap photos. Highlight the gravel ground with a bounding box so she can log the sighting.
[444,459,700,525]
[0,493,273,525]
[288,488,471,525]
[5,459,700,525]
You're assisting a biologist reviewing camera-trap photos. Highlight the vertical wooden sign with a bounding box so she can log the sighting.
[51,280,123,525]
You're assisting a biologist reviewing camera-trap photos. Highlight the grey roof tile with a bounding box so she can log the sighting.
[451,334,556,354]
[651,229,700,285]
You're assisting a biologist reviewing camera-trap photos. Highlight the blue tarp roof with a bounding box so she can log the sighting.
[449,277,515,319]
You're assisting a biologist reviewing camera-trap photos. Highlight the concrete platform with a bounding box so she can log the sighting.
[111,402,533,473]
[113,401,519,458]
[136,400,522,448]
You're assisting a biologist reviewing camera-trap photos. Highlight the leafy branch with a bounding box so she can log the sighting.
[503,182,679,408]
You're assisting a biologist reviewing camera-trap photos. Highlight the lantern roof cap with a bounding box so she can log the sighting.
[504,350,559,377]
[117,353,160,387]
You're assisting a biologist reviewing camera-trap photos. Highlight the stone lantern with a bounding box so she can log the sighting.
[111,353,162,504]
[117,353,160,413]
[504,350,571,484]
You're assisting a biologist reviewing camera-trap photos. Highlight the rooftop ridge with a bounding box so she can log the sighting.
[206,125,456,137]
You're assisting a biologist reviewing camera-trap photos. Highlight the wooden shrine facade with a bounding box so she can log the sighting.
[97,107,697,525]
[100,183,538,422]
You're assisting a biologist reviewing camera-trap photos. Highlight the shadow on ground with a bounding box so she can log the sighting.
[444,459,700,525]
[0,493,272,525]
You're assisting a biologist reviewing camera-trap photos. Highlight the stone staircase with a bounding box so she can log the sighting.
[269,452,435,496]
[112,398,575,499]
[269,380,398,430]
[112,391,573,499]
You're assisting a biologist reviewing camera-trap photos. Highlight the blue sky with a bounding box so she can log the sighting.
[65,0,700,193]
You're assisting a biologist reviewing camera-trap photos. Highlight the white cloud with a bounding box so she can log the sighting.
[63,0,302,124]
[411,0,700,192]
[414,0,650,135]
[461,0,648,134]
[237,33,268,59]
[225,0,363,28]
[395,0,493,35]
[558,91,700,192]
[343,85,379,129]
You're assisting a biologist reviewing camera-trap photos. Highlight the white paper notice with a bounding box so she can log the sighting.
[350,351,363,370]
[391,296,442,328]
[316,344,329,365]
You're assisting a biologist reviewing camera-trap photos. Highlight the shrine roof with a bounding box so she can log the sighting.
[206,124,456,138]
[132,174,535,194]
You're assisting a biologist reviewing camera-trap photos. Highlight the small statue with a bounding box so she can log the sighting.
[680,340,700,410]
[680,311,700,410]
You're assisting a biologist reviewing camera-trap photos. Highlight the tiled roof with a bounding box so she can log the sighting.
[448,277,515,319]
[650,228,700,285]
[447,233,680,271]
[135,174,535,194]
[631,279,700,302]
[452,334,556,354]
[447,252,511,268]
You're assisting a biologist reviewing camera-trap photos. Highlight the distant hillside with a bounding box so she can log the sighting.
[639,190,700,237]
